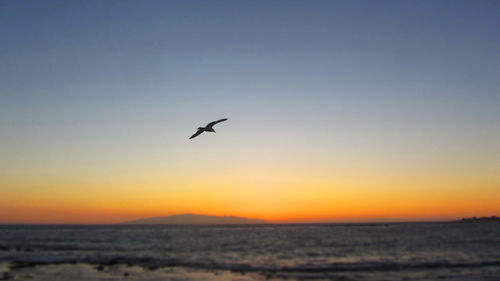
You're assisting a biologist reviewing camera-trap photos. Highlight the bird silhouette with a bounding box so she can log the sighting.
[190,118,228,139]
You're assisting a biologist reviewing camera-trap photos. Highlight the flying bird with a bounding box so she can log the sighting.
[190,118,228,139]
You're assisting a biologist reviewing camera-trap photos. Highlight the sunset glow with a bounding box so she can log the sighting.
[1,0,498,224]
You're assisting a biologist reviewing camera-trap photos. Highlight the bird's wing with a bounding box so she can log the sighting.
[206,118,228,128]
[189,129,204,139]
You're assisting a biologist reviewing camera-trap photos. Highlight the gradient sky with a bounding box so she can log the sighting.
[1,0,499,223]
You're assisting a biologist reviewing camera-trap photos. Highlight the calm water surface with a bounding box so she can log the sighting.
[1,222,499,280]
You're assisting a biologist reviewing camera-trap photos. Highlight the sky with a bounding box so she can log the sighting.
[1,0,499,223]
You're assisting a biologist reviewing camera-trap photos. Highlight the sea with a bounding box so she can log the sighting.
[1,222,499,280]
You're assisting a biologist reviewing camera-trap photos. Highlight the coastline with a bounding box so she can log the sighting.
[2,261,500,281]
[0,262,278,281]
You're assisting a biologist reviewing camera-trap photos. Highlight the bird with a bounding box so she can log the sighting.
[189,118,228,139]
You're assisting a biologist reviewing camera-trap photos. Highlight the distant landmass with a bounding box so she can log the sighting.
[121,214,268,225]
[456,216,500,223]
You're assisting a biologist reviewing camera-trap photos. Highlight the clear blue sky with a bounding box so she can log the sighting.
[1,0,499,222]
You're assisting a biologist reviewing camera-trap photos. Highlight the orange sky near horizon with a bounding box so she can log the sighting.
[2,159,498,223]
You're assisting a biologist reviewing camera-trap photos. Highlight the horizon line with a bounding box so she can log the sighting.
[1,214,489,225]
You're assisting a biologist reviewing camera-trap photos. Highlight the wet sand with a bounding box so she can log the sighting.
[0,262,282,281]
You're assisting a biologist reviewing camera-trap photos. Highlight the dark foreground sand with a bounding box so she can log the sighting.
[3,262,500,281]
[0,263,282,281]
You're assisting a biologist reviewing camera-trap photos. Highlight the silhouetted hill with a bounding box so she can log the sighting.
[121,214,268,225]
[456,216,500,223]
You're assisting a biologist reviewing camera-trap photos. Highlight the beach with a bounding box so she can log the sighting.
[0,263,277,281]
[1,223,499,280]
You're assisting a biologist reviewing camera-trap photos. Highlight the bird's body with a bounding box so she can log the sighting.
[190,118,228,139]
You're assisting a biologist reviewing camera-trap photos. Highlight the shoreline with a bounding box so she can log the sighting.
[2,261,500,281]
[0,262,280,281]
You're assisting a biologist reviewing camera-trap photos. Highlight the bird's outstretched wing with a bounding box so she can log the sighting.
[189,128,204,139]
[206,118,228,129]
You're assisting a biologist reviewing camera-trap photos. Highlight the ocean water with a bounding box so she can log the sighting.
[1,222,499,280]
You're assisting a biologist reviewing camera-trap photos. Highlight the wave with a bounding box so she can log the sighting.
[2,251,500,273]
